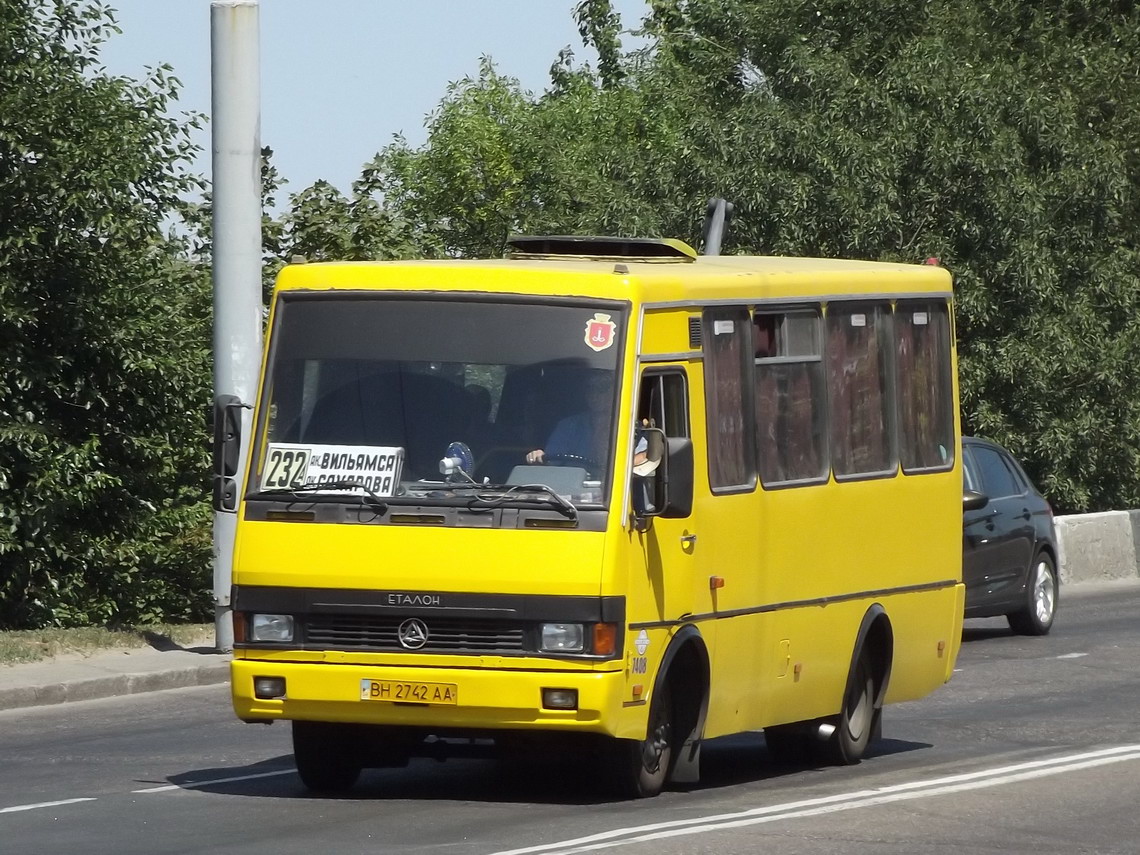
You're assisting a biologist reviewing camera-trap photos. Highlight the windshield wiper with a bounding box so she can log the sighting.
[258,480,390,513]
[460,483,578,520]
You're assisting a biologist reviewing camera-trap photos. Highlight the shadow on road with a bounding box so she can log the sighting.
[961,622,1019,643]
[164,729,932,805]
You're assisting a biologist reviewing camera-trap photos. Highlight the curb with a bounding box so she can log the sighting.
[0,656,230,713]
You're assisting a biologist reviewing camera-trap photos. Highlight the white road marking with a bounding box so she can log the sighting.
[489,744,1140,855]
[1,797,96,814]
[132,768,295,794]
[1057,652,1089,659]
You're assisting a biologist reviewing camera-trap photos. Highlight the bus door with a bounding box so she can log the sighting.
[630,367,714,646]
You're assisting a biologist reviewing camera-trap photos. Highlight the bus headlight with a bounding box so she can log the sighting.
[541,622,584,653]
[250,613,294,643]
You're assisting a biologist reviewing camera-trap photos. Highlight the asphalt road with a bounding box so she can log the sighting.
[3,581,1139,855]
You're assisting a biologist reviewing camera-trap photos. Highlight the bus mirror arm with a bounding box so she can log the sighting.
[212,394,250,512]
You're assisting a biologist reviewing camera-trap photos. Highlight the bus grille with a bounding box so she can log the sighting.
[305,615,527,653]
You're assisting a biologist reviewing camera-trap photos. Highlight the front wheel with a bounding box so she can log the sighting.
[1007,552,1058,636]
[610,684,674,798]
[292,721,362,793]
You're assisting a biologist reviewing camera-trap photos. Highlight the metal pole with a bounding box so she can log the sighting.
[211,0,262,653]
[701,197,733,256]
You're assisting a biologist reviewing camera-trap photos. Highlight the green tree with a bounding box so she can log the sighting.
[637,0,1140,513]
[282,0,1139,513]
[0,0,213,628]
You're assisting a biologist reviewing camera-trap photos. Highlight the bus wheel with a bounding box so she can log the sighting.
[292,721,362,793]
[820,648,875,766]
[612,683,674,798]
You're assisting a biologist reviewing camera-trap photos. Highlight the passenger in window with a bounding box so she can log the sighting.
[754,315,777,358]
[631,419,662,514]
[526,371,613,467]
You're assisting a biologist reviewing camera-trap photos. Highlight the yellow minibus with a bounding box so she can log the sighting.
[221,235,964,797]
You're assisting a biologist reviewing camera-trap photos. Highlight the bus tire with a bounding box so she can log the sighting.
[820,647,875,766]
[292,721,362,793]
[611,683,674,798]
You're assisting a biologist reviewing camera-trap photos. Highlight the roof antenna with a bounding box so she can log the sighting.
[701,197,734,256]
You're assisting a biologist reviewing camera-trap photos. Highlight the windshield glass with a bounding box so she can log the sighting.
[251,295,627,507]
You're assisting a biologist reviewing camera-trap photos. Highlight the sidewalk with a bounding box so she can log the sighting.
[0,644,231,712]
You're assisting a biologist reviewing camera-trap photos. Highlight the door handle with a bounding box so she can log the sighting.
[680,534,698,546]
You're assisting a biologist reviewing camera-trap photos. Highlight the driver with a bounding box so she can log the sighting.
[526,371,612,466]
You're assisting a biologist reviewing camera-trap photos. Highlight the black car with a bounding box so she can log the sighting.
[962,437,1059,634]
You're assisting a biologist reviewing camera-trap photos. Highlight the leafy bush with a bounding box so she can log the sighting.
[0,1,212,628]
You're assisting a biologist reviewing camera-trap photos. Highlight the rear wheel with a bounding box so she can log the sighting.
[819,648,876,765]
[1007,552,1058,635]
[292,721,362,793]
[611,683,674,798]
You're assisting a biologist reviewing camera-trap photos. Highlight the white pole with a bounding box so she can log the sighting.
[211,0,262,652]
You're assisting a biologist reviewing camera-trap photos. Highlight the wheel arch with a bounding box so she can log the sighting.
[651,623,711,784]
[1035,542,1059,580]
[850,604,894,710]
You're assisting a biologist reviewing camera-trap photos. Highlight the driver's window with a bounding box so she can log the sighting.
[633,370,688,516]
[638,371,689,438]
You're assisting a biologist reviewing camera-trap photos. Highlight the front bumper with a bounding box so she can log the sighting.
[231,658,626,734]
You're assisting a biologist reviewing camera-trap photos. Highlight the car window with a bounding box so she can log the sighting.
[1002,452,1031,493]
[972,446,1022,498]
[963,448,981,492]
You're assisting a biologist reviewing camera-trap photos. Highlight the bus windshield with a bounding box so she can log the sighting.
[251,295,627,507]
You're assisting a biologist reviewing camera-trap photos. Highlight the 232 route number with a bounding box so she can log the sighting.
[262,447,311,489]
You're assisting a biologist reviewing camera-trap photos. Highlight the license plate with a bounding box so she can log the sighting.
[360,679,457,705]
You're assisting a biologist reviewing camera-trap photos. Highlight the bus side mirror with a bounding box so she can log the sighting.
[632,428,665,524]
[212,394,246,512]
[660,436,693,518]
[632,432,694,526]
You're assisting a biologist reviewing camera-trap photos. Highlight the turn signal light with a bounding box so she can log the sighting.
[592,622,617,657]
[232,612,247,643]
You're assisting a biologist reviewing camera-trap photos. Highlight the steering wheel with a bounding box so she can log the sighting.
[542,453,601,473]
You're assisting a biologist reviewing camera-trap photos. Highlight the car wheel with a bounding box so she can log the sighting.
[292,721,363,793]
[1007,552,1058,636]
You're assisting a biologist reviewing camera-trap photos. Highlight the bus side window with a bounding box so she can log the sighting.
[703,308,755,492]
[753,309,828,486]
[826,303,896,479]
[895,301,954,472]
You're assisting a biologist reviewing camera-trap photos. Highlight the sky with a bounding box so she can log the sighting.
[98,0,650,197]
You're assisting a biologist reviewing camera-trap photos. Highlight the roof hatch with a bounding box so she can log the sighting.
[505,235,697,263]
